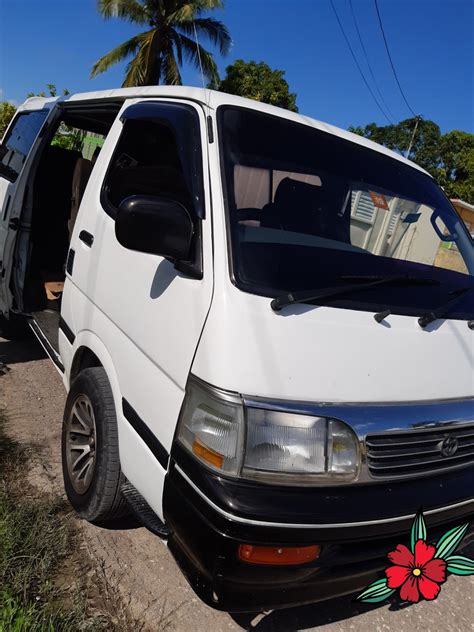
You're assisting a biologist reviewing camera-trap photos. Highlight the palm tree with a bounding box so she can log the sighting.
[91,0,231,87]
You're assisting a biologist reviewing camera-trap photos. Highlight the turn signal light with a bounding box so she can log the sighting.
[238,544,321,566]
[192,439,224,469]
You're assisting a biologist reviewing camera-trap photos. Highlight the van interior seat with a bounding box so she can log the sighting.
[26,146,81,311]
[32,146,81,271]
[69,157,94,237]
[69,146,102,237]
[260,176,351,243]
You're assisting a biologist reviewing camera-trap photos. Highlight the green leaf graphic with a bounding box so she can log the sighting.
[411,511,427,552]
[357,578,396,603]
[446,554,474,576]
[435,523,470,560]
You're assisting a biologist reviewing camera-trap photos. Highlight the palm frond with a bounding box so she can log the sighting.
[170,30,183,66]
[179,33,219,84]
[122,42,149,86]
[166,3,196,23]
[162,48,183,85]
[97,0,150,24]
[178,17,231,55]
[90,30,152,77]
[168,0,224,24]
[94,0,229,86]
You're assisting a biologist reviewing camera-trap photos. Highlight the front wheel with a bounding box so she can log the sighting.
[62,367,128,523]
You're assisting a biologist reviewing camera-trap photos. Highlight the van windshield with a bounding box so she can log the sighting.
[218,106,474,320]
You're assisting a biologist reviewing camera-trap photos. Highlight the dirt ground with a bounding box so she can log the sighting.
[0,334,473,632]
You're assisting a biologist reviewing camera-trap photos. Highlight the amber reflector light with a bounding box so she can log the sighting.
[192,439,224,469]
[238,544,321,566]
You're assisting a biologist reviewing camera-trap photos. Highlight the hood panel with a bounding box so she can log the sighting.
[192,290,474,403]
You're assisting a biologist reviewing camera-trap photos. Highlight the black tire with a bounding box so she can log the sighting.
[62,367,128,523]
[0,312,29,340]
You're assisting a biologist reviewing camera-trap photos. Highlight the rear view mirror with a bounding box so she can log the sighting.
[115,195,193,261]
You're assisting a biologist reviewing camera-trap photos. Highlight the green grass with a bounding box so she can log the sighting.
[0,415,108,632]
[0,592,84,632]
[0,492,88,632]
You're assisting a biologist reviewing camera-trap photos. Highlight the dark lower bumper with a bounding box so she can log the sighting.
[163,456,474,612]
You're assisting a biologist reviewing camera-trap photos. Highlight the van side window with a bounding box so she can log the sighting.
[1,110,48,182]
[101,102,204,276]
[102,103,204,222]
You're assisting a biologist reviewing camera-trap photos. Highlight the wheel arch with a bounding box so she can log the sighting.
[67,332,122,426]
[70,346,102,382]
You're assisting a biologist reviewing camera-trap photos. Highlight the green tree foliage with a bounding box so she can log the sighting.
[91,0,231,87]
[0,102,16,138]
[51,126,85,152]
[27,84,70,98]
[25,85,79,150]
[1,85,78,150]
[437,131,474,203]
[349,119,474,204]
[214,59,298,112]
[2,85,67,139]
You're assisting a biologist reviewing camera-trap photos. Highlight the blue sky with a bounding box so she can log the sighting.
[0,0,472,133]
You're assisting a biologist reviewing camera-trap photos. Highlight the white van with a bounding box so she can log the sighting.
[0,87,473,611]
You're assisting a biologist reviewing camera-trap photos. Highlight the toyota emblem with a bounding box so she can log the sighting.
[439,436,459,458]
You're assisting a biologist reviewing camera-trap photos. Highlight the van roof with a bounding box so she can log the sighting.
[19,86,429,176]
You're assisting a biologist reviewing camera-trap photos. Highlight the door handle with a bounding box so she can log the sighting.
[79,230,94,247]
[8,217,19,231]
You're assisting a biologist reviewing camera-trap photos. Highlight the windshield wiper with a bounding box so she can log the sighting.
[418,286,473,328]
[270,275,439,312]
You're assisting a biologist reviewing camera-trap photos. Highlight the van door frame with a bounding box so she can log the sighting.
[0,102,58,319]
[10,100,126,316]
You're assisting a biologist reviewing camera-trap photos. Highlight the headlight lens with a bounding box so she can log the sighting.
[176,379,244,476]
[176,379,359,484]
[243,408,359,484]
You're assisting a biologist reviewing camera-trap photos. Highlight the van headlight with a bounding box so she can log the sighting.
[176,379,360,484]
[176,379,245,477]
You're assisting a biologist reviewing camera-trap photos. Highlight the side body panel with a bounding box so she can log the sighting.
[59,98,214,519]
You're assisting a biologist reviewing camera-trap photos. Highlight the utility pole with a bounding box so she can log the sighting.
[406,115,422,158]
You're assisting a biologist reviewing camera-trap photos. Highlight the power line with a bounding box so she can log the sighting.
[329,0,393,124]
[349,0,396,121]
[374,0,417,117]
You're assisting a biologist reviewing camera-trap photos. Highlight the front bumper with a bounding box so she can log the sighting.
[163,445,474,612]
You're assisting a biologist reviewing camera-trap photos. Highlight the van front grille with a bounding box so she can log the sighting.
[366,425,474,478]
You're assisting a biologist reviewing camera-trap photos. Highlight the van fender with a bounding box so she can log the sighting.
[65,330,122,415]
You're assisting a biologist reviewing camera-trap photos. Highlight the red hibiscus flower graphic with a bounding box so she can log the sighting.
[385,540,446,602]
[357,511,474,605]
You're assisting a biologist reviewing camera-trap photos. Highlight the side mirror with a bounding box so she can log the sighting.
[430,210,458,242]
[402,212,421,224]
[115,195,193,260]
[0,143,8,160]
